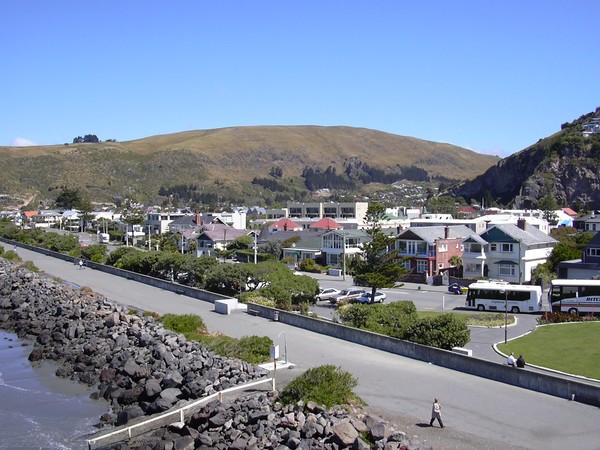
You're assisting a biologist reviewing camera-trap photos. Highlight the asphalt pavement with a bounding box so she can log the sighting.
[3,242,600,450]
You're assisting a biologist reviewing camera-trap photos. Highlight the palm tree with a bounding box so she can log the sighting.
[449,255,463,278]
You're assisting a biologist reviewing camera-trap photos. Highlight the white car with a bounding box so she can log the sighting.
[316,288,341,302]
[330,289,366,304]
[355,291,386,304]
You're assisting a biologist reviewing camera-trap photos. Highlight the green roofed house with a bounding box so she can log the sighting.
[472,219,557,283]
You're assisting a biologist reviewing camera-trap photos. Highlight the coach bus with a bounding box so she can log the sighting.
[548,279,600,315]
[465,281,543,313]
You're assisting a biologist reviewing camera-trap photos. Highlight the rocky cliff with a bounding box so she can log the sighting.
[450,108,600,210]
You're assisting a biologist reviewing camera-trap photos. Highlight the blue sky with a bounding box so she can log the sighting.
[1,1,598,157]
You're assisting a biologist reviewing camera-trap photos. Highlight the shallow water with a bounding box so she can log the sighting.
[0,330,109,449]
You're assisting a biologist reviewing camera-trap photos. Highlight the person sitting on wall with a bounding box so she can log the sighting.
[516,354,526,368]
[507,352,516,367]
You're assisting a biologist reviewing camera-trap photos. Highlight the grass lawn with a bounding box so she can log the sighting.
[497,322,600,380]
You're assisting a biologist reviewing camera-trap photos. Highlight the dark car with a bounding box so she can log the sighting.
[448,283,464,295]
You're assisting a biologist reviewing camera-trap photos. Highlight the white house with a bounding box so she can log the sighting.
[462,218,557,283]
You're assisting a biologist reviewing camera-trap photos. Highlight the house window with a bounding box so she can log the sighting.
[587,248,600,257]
[498,264,516,277]
[465,263,481,272]
[501,243,513,252]
[490,243,497,251]
[407,241,419,254]
[416,260,428,273]
[438,244,448,252]
[402,260,412,271]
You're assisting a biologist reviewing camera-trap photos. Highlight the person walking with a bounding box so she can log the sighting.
[79,259,84,270]
[430,397,444,428]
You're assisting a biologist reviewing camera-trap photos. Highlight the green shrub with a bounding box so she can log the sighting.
[405,314,470,350]
[338,301,418,339]
[159,313,206,335]
[537,311,594,324]
[20,261,41,273]
[279,365,363,408]
[203,335,272,365]
[298,258,322,273]
[2,250,21,262]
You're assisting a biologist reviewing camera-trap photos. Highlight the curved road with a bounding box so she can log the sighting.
[4,244,600,449]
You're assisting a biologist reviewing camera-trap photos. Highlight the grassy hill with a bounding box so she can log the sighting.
[0,125,499,207]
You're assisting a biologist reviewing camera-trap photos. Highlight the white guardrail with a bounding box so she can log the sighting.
[87,377,274,449]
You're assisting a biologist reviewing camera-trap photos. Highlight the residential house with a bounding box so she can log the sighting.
[202,210,246,230]
[471,219,557,283]
[167,214,202,234]
[194,223,253,257]
[309,217,343,231]
[29,210,63,229]
[146,209,189,234]
[395,225,477,278]
[281,234,324,265]
[268,218,303,232]
[256,227,324,263]
[573,211,600,232]
[320,229,371,267]
[556,231,600,279]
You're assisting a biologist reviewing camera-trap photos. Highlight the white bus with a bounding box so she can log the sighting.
[465,281,543,313]
[549,279,600,315]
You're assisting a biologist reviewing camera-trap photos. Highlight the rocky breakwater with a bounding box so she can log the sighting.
[0,260,429,449]
[121,394,428,450]
[0,260,268,427]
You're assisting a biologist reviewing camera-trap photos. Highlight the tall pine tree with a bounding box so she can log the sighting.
[352,203,407,302]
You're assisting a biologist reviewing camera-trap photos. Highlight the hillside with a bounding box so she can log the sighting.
[0,125,499,207]
[449,108,600,210]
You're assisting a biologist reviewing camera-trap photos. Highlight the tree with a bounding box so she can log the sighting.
[351,203,407,302]
[449,255,462,277]
[228,235,254,251]
[537,193,559,225]
[55,188,83,210]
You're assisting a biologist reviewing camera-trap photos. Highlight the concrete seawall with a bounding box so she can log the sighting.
[249,302,600,407]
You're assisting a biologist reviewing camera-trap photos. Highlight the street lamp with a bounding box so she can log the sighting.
[501,289,508,344]
[342,234,346,281]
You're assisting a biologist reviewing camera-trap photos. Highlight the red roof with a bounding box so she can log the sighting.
[562,207,577,217]
[270,218,302,231]
[309,217,342,230]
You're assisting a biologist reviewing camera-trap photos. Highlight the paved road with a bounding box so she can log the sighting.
[4,243,600,449]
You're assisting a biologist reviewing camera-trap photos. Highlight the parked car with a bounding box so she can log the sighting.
[330,288,366,304]
[355,291,387,304]
[316,288,341,302]
[448,283,466,295]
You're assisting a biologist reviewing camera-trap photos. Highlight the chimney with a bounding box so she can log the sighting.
[517,218,526,230]
[444,226,450,239]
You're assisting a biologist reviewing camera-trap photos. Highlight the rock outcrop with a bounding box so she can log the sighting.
[450,108,600,209]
